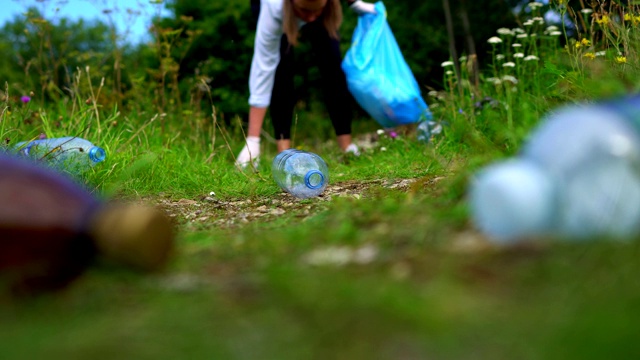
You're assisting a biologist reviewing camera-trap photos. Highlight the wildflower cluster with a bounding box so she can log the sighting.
[430,0,640,137]
[623,13,640,25]
[562,1,640,70]
[482,1,552,94]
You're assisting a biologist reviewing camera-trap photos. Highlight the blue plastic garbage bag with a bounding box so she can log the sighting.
[342,2,431,128]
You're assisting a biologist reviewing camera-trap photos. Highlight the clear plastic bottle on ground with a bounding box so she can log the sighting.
[416,120,443,143]
[272,149,329,199]
[15,136,106,174]
[469,95,640,242]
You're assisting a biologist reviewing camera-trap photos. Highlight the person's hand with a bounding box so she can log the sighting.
[349,0,376,15]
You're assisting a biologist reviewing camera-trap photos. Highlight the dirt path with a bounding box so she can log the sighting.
[141,177,443,229]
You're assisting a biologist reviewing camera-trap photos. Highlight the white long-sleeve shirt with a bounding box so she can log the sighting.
[248,0,286,107]
[248,0,365,107]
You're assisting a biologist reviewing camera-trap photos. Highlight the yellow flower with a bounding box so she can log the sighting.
[575,42,582,49]
[616,56,627,64]
[634,16,640,25]
[581,38,591,46]
[596,15,610,25]
[624,13,632,21]
[583,52,596,59]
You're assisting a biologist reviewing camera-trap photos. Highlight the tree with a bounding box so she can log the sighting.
[155,0,255,117]
[0,8,118,102]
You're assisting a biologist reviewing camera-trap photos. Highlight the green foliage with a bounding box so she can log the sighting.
[157,0,255,117]
[0,8,118,102]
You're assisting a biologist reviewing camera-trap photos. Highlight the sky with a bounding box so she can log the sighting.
[0,0,171,44]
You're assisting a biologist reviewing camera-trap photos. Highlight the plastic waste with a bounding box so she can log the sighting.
[469,95,640,243]
[15,136,106,174]
[272,149,329,199]
[416,120,443,143]
[342,1,431,128]
[0,153,174,294]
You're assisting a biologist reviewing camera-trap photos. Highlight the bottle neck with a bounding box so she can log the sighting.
[304,169,325,189]
[89,147,106,163]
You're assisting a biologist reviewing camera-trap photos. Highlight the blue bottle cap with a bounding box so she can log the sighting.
[89,146,106,163]
[304,170,325,189]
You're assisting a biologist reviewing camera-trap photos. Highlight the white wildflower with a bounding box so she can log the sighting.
[512,43,522,47]
[496,54,505,60]
[595,51,606,57]
[503,62,516,67]
[549,31,562,36]
[524,55,539,61]
[532,16,544,23]
[502,75,519,84]
[459,55,467,62]
[546,25,559,32]
[517,33,528,38]
[486,77,502,85]
[445,70,454,76]
[441,60,454,67]
[513,28,525,33]
[523,19,534,26]
[380,147,387,152]
[488,36,503,44]
[377,129,385,135]
[514,53,525,58]
[528,2,543,9]
[497,28,514,36]
[581,9,593,14]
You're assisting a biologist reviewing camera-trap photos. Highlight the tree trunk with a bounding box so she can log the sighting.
[459,0,480,94]
[442,0,462,96]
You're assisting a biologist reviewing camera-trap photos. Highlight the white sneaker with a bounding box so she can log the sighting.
[235,136,261,169]
[345,143,360,156]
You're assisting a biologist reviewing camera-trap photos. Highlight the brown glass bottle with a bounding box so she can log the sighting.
[0,154,174,295]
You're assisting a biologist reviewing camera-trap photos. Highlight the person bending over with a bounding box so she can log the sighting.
[236,0,376,169]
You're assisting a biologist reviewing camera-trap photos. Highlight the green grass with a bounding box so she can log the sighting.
[3,87,640,359]
[2,183,640,359]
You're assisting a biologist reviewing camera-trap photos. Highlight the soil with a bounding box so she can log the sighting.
[143,178,429,229]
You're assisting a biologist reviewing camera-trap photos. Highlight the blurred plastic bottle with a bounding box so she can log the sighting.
[416,120,443,143]
[469,95,640,243]
[0,153,174,294]
[15,136,106,174]
[272,149,329,199]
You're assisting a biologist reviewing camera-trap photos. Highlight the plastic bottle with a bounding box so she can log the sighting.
[15,136,106,174]
[0,153,174,294]
[416,120,443,143]
[272,149,329,199]
[469,95,640,243]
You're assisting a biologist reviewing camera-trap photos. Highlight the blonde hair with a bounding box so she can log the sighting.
[283,0,343,46]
